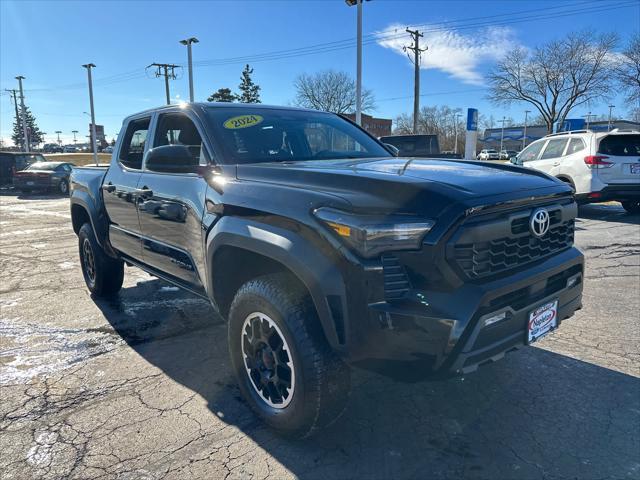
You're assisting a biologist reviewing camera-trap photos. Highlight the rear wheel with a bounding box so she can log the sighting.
[58,179,69,196]
[621,200,640,214]
[228,273,350,438]
[78,223,124,296]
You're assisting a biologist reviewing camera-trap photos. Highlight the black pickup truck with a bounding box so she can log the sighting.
[70,103,584,437]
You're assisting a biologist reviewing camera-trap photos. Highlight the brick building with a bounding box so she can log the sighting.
[344,113,392,138]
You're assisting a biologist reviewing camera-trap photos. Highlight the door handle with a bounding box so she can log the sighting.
[553,162,560,167]
[135,187,153,198]
[102,183,116,193]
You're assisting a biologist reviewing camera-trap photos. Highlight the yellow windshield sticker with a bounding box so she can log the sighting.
[223,114,263,129]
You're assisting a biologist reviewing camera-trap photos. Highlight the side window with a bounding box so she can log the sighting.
[118,117,150,170]
[540,138,569,159]
[518,141,545,162]
[153,113,206,166]
[566,138,586,155]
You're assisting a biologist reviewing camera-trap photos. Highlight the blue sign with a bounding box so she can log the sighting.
[560,118,585,132]
[467,108,478,131]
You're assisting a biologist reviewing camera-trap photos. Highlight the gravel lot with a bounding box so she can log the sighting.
[0,192,638,480]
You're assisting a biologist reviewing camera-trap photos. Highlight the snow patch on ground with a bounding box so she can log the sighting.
[0,319,122,384]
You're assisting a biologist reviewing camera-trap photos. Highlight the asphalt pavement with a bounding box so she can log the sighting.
[0,192,638,480]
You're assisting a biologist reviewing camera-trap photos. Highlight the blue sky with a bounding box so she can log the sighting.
[1,0,638,145]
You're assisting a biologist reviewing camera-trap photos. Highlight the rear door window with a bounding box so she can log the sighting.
[566,138,586,155]
[118,117,151,169]
[540,138,568,159]
[598,135,640,156]
[518,141,545,162]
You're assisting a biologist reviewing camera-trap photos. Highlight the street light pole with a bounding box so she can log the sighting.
[454,113,461,154]
[82,63,98,166]
[522,110,530,151]
[15,76,29,152]
[608,105,615,131]
[179,37,199,102]
[499,116,507,153]
[346,0,368,125]
[72,130,78,144]
[55,131,62,145]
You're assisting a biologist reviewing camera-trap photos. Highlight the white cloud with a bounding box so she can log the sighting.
[376,24,519,85]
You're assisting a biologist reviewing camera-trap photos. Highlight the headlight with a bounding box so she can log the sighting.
[314,207,434,258]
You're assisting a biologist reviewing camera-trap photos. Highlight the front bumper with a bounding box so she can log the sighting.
[348,247,584,379]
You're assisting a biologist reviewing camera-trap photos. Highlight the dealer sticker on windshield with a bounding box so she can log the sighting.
[527,300,558,343]
[223,114,263,129]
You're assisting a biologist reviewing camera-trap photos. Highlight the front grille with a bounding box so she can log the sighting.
[454,219,575,280]
[382,253,411,300]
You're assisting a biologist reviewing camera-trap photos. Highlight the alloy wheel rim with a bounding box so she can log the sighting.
[82,238,96,284]
[60,181,68,193]
[241,312,295,409]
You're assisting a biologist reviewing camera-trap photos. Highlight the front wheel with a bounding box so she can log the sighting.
[228,273,350,438]
[621,200,640,214]
[78,223,124,296]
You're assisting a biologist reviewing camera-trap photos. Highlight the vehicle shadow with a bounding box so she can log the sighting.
[94,280,639,480]
[576,202,640,225]
[0,188,65,200]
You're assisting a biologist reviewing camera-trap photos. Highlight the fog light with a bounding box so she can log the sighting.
[567,276,579,288]
[484,312,507,327]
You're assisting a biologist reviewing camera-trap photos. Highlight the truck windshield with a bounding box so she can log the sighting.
[204,107,391,165]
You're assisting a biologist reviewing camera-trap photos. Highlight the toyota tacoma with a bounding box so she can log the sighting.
[70,103,584,437]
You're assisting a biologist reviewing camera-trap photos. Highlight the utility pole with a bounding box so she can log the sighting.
[522,110,531,150]
[15,76,29,152]
[179,37,199,102]
[148,63,179,105]
[72,130,78,144]
[5,89,21,148]
[55,131,62,145]
[499,116,507,153]
[584,112,594,130]
[404,28,427,134]
[82,63,99,166]
[454,113,461,154]
[608,105,615,131]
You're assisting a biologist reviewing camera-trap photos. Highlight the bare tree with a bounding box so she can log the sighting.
[614,34,640,112]
[294,70,376,114]
[488,31,617,134]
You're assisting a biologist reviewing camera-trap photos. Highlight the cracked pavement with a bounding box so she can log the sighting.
[0,192,638,480]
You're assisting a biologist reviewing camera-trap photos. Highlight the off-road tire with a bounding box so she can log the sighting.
[228,273,350,438]
[621,200,640,214]
[78,223,124,296]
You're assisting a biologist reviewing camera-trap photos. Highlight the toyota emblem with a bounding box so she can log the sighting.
[530,208,550,237]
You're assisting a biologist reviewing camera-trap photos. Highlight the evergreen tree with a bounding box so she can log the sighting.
[207,87,238,103]
[238,64,261,103]
[11,106,44,148]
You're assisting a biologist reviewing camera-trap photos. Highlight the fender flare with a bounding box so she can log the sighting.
[70,193,110,251]
[206,216,348,349]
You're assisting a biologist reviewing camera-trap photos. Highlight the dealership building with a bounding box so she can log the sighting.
[481,119,639,151]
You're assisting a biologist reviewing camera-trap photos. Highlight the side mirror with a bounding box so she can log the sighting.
[383,143,400,157]
[145,145,199,174]
[510,155,522,166]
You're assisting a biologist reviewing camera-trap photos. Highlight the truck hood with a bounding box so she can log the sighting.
[235,157,570,214]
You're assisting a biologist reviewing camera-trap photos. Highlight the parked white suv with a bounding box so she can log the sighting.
[477,149,500,161]
[512,129,640,213]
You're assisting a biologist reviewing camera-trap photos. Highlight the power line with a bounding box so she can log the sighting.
[14,0,636,94]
